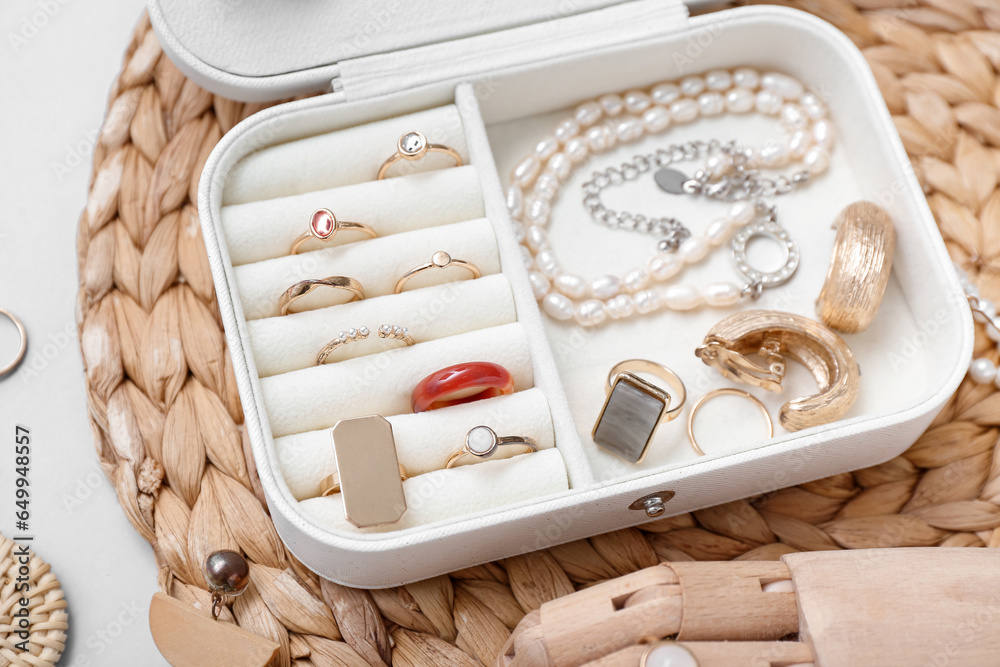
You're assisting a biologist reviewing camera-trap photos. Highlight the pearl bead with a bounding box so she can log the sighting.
[622,267,651,293]
[705,153,732,178]
[648,253,683,281]
[613,115,644,142]
[788,129,812,159]
[534,136,559,160]
[642,642,698,667]
[606,294,635,320]
[554,273,588,299]
[535,249,560,278]
[520,245,533,270]
[989,318,1000,343]
[680,75,706,97]
[527,271,550,300]
[554,118,581,144]
[970,358,997,384]
[779,103,809,130]
[974,298,996,322]
[662,284,702,311]
[762,72,804,100]
[813,119,835,149]
[624,90,651,113]
[703,281,742,307]
[524,225,549,253]
[800,93,827,120]
[727,200,756,226]
[705,218,730,245]
[512,221,526,244]
[512,156,541,187]
[534,172,560,201]
[758,143,790,168]
[698,91,725,116]
[542,293,574,320]
[598,93,624,116]
[680,236,710,263]
[651,82,681,105]
[642,106,671,133]
[505,185,523,218]
[203,550,250,596]
[524,196,551,226]
[564,136,589,164]
[755,89,783,115]
[803,146,830,174]
[574,101,602,127]
[589,274,621,300]
[575,299,607,327]
[585,124,612,153]
[733,67,760,89]
[634,289,661,314]
[670,98,699,123]
[705,69,733,91]
[546,152,572,182]
[725,87,755,113]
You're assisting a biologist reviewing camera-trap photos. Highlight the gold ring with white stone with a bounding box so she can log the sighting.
[377,130,463,180]
[591,359,687,464]
[394,251,482,293]
[445,426,538,468]
[316,324,415,365]
[320,464,408,497]
[0,307,27,379]
[289,208,377,255]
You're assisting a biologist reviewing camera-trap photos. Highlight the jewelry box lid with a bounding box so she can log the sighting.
[148,0,718,102]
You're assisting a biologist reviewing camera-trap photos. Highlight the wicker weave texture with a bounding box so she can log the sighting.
[0,534,68,667]
[75,2,1000,666]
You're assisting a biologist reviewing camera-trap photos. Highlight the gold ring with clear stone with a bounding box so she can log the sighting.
[377,130,463,180]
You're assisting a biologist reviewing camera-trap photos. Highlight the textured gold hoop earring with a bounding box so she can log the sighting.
[816,201,896,334]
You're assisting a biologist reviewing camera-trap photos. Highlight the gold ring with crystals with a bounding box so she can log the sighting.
[320,463,408,497]
[592,359,687,464]
[316,324,415,365]
[686,388,773,457]
[377,131,463,180]
[445,426,538,468]
[0,307,27,379]
[278,276,365,316]
[289,208,377,255]
[394,251,481,293]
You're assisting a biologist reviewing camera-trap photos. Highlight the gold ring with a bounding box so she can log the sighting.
[592,360,687,464]
[278,276,365,316]
[394,251,482,293]
[289,208,377,255]
[686,388,773,456]
[0,307,27,379]
[320,463,408,497]
[445,426,538,468]
[377,131,463,180]
[316,324,415,365]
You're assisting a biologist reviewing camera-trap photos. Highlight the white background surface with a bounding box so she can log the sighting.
[0,2,167,665]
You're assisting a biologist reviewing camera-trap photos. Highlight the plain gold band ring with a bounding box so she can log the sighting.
[394,251,481,294]
[377,131,463,180]
[686,388,773,457]
[0,308,27,378]
[320,464,408,497]
[278,276,365,316]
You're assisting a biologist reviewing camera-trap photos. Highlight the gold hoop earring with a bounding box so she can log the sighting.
[694,310,860,432]
[816,201,896,333]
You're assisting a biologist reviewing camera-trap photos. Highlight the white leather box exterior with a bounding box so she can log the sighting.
[155,2,974,587]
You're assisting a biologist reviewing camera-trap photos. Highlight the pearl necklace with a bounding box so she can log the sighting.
[958,266,1000,385]
[505,68,835,328]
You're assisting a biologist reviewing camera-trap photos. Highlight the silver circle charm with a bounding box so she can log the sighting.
[731,219,799,288]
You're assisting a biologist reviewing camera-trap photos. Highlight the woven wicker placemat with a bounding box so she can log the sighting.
[0,534,68,667]
[75,2,1000,665]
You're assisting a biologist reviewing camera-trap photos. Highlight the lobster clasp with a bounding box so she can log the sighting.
[694,337,786,393]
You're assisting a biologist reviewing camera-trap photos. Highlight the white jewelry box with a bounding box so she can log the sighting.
[150,0,974,587]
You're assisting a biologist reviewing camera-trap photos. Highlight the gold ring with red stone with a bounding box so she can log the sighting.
[289,208,377,255]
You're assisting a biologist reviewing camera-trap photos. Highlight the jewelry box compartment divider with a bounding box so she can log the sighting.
[195,3,973,585]
[211,102,595,538]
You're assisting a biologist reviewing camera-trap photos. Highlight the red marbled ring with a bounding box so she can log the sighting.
[411,362,514,413]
